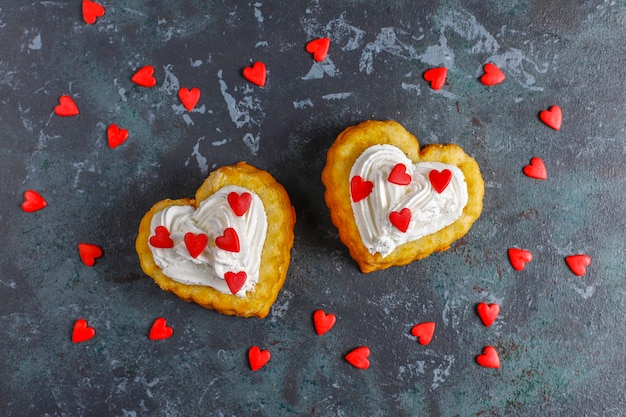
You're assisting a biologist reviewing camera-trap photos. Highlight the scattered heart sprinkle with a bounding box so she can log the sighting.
[523,157,547,180]
[107,124,129,148]
[22,190,47,212]
[345,346,370,370]
[82,0,105,25]
[78,243,103,266]
[215,227,241,253]
[224,271,247,294]
[149,226,174,249]
[539,105,562,130]
[131,65,157,87]
[411,322,436,345]
[243,62,267,87]
[72,319,96,343]
[429,169,452,193]
[565,254,591,276]
[184,232,208,258]
[54,95,79,117]
[248,345,271,371]
[389,208,412,233]
[480,63,506,86]
[313,309,336,336]
[178,87,201,111]
[306,37,330,62]
[476,346,500,368]
[350,175,374,202]
[388,163,412,185]
[149,317,174,341]
[423,67,447,90]
[508,248,533,271]
[227,192,252,216]
[477,302,500,327]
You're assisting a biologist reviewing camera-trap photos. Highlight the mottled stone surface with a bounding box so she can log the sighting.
[1,1,625,416]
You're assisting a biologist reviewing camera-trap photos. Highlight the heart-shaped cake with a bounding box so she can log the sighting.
[322,120,484,273]
[136,162,295,318]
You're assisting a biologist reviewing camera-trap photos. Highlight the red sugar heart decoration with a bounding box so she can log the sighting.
[477,346,500,368]
[477,302,500,327]
[54,95,79,117]
[215,227,240,253]
[523,157,547,180]
[22,190,47,212]
[423,67,447,90]
[429,169,452,193]
[227,191,252,216]
[539,105,562,130]
[82,0,105,25]
[345,346,370,370]
[149,226,174,249]
[149,317,174,341]
[565,254,591,276]
[178,87,201,111]
[224,271,247,294]
[78,243,103,266]
[131,65,157,88]
[388,163,412,185]
[72,319,96,343]
[508,248,533,271]
[411,321,436,346]
[184,232,208,258]
[243,62,266,87]
[107,124,129,148]
[350,175,374,202]
[313,309,336,336]
[389,208,412,233]
[306,37,330,62]
[248,345,271,371]
[480,63,506,86]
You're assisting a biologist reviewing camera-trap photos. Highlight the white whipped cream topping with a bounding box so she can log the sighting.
[350,144,468,257]
[148,185,267,297]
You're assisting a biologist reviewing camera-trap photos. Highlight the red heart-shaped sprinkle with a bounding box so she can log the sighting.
[248,345,271,371]
[215,227,240,253]
[350,175,374,202]
[306,37,330,62]
[313,309,336,336]
[477,302,500,327]
[72,319,96,343]
[107,124,129,148]
[82,0,105,25]
[224,271,247,294]
[523,157,547,180]
[411,321,436,346]
[184,232,208,258]
[78,243,103,266]
[508,248,533,271]
[539,105,562,130]
[480,63,506,86]
[178,87,201,111]
[388,163,412,185]
[243,62,266,87]
[345,346,370,370]
[429,169,452,193]
[54,95,79,117]
[149,226,174,249]
[476,346,500,368]
[565,254,591,276]
[22,190,47,212]
[131,65,157,88]
[389,208,412,233]
[423,67,448,90]
[149,317,174,341]
[228,192,252,216]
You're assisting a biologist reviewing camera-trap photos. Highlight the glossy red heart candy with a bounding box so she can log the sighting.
[313,309,336,336]
[78,243,103,266]
[423,67,447,90]
[523,157,547,180]
[82,0,105,25]
[477,302,500,327]
[22,190,47,212]
[227,192,252,216]
[248,345,271,371]
[224,271,247,294]
[565,254,591,276]
[149,317,174,341]
[243,62,266,87]
[389,208,412,233]
[480,63,506,86]
[388,163,411,185]
[131,65,157,87]
[429,169,452,193]
[107,124,129,148]
[72,319,96,343]
[149,226,174,248]
[184,232,208,258]
[508,248,533,271]
[345,346,370,370]
[476,346,500,368]
[350,175,374,202]
[306,37,330,62]
[539,105,562,130]
[411,321,436,345]
[54,95,79,117]
[215,227,240,253]
[178,87,201,111]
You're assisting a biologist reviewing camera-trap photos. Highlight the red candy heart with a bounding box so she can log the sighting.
[565,254,591,276]
[477,302,500,327]
[480,63,506,86]
[476,346,500,368]
[78,243,103,266]
[224,271,247,294]
[72,319,96,343]
[149,317,174,341]
[243,62,266,87]
[22,190,47,212]
[429,169,452,193]
[389,208,412,233]
[411,321,436,346]
[215,227,240,253]
[248,345,271,371]
[350,175,374,202]
[131,65,157,87]
[423,67,448,90]
[228,192,252,216]
[107,124,128,148]
[508,248,533,271]
[388,163,412,185]
[184,232,208,258]
[523,157,547,180]
[539,105,562,130]
[82,0,105,25]
[178,87,201,111]
[306,37,330,62]
[345,346,370,370]
[149,226,174,249]
[54,95,79,117]
[313,309,336,336]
